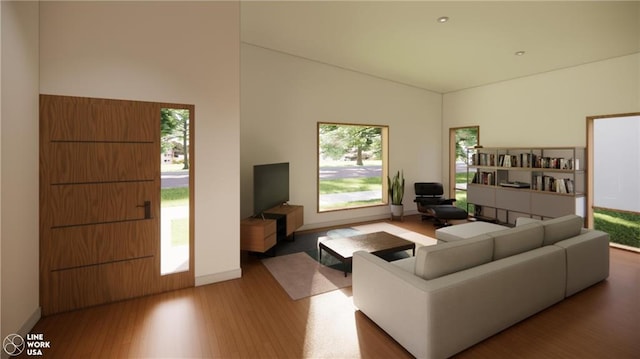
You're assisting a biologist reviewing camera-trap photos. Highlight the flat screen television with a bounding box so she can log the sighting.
[253,162,289,216]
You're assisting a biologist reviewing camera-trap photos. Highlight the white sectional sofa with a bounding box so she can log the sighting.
[352,215,609,359]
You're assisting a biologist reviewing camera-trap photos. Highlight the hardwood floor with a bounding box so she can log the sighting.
[31,215,639,358]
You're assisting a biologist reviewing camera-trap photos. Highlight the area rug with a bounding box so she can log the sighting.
[261,252,352,300]
[262,223,438,300]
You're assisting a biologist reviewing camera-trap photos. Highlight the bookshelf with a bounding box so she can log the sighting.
[467,147,585,225]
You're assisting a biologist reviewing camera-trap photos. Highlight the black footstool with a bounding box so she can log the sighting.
[424,206,468,227]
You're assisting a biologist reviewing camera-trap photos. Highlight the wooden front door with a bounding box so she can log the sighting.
[40,95,194,315]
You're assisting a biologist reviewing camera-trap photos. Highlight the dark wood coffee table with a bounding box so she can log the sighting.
[318,231,416,276]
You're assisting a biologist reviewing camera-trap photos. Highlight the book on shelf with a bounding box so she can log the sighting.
[472,153,496,166]
[498,153,535,168]
[566,179,574,193]
[533,156,575,170]
[520,153,531,168]
[498,154,512,167]
[532,175,574,193]
[473,171,495,185]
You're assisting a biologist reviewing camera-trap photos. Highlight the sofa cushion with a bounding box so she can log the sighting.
[515,217,541,226]
[436,221,507,242]
[491,222,544,260]
[391,256,416,273]
[541,214,584,246]
[414,234,493,280]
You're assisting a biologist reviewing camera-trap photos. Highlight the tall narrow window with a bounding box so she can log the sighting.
[160,108,190,274]
[317,123,388,212]
[449,126,479,212]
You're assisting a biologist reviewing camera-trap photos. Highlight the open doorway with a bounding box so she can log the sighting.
[449,126,479,212]
[587,113,640,251]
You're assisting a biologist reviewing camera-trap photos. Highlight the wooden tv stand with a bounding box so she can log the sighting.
[240,217,277,253]
[240,204,303,253]
[264,204,303,239]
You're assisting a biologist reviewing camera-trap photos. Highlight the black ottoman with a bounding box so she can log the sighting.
[424,206,468,227]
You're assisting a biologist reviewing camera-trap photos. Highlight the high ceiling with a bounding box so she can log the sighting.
[241,1,640,93]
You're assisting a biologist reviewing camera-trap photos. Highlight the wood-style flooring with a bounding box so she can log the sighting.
[30,215,640,358]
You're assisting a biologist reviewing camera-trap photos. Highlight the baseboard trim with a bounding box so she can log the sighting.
[18,306,41,336]
[1,306,42,359]
[195,268,242,286]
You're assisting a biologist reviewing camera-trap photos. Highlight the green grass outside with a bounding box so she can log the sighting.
[455,190,468,212]
[319,177,382,194]
[455,172,470,211]
[594,208,640,249]
[320,199,384,211]
[455,171,472,184]
[318,174,383,210]
[161,187,189,207]
[161,162,189,206]
[171,218,189,246]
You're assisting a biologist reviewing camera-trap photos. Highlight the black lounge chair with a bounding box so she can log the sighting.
[414,182,468,227]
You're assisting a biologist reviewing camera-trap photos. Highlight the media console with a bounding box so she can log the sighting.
[240,204,303,253]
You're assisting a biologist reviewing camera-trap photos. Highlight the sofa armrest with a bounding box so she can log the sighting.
[352,251,431,358]
[554,230,610,296]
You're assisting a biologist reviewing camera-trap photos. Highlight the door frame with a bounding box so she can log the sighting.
[157,102,195,291]
[586,112,640,229]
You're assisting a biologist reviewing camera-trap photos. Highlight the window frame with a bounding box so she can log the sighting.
[317,122,389,213]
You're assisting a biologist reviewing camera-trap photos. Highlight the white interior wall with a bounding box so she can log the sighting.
[39,2,241,286]
[240,44,442,229]
[1,0,40,341]
[442,54,640,193]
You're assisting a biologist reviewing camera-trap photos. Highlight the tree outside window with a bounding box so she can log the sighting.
[317,123,388,212]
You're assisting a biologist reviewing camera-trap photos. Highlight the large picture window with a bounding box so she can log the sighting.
[317,122,389,212]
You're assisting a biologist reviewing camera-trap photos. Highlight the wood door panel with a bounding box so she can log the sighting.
[41,94,194,315]
[48,257,155,314]
[47,182,156,228]
[49,220,157,271]
[87,102,156,142]
[41,95,156,142]
[46,142,156,184]
[48,266,100,314]
[40,96,89,140]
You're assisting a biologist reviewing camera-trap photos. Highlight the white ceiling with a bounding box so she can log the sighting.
[241,1,640,93]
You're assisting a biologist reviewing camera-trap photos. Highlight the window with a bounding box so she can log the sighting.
[449,126,479,212]
[317,123,389,212]
[160,107,191,275]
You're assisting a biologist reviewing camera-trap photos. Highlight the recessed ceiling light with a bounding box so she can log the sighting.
[437,16,449,23]
[515,51,526,56]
